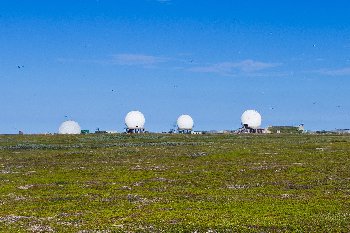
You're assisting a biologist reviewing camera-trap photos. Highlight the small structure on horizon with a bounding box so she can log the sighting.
[106,130,117,134]
[95,128,108,134]
[332,129,350,134]
[81,129,90,134]
[298,124,305,132]
[191,131,202,135]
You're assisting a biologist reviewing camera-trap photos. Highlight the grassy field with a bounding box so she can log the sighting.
[0,134,350,232]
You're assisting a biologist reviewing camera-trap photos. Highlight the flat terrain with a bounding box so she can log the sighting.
[0,134,349,232]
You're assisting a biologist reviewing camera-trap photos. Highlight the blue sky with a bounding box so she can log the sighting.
[1,0,350,133]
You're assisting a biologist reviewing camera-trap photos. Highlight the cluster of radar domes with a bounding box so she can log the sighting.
[58,110,261,134]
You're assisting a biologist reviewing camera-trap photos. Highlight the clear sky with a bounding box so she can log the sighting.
[1,0,350,133]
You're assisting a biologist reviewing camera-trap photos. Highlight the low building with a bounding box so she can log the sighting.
[267,126,303,134]
[106,130,117,134]
[332,129,350,134]
[81,130,90,134]
[191,131,203,135]
[236,124,266,134]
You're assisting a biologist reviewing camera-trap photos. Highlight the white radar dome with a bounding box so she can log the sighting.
[125,111,145,129]
[58,120,81,134]
[241,110,262,129]
[177,115,194,130]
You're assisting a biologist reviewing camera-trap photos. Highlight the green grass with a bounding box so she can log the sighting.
[0,134,350,232]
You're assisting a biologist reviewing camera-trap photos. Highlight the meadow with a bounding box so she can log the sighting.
[0,134,349,232]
